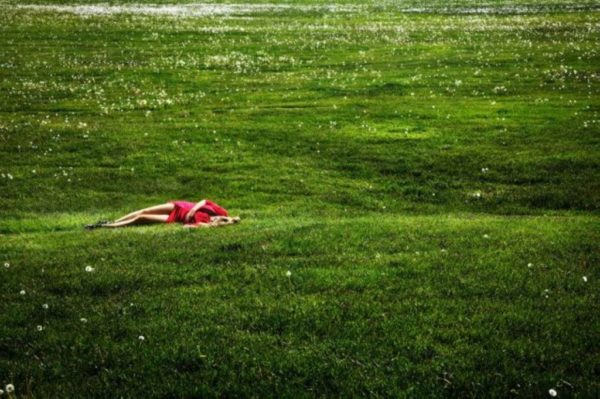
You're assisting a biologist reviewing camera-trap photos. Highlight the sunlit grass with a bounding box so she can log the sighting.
[0,1,598,397]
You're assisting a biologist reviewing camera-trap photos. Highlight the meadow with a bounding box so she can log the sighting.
[0,1,599,397]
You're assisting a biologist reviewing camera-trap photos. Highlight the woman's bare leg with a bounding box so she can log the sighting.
[103,214,168,228]
[114,203,174,223]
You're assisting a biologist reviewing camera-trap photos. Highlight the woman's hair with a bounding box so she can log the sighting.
[209,216,240,226]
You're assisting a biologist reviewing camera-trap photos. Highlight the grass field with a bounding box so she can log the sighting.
[1,1,599,397]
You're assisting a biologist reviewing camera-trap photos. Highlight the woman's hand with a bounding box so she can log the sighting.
[184,209,196,223]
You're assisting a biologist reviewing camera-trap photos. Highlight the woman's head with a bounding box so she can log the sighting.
[209,216,241,226]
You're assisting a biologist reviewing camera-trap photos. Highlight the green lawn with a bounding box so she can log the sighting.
[0,1,599,397]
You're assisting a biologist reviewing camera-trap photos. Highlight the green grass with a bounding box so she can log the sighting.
[0,1,599,397]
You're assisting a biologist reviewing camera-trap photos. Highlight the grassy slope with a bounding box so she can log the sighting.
[3,1,600,7]
[0,2,599,397]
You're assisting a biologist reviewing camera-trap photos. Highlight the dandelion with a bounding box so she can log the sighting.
[80,318,88,323]
[3,262,9,268]
[582,276,588,282]
[20,290,26,295]
[286,270,292,277]
[138,335,145,341]
[483,234,490,239]
[527,263,533,268]
[0,388,4,395]
[37,325,43,331]
[42,303,49,309]
[481,167,489,173]
[548,388,557,397]
[85,266,94,272]
[5,384,14,393]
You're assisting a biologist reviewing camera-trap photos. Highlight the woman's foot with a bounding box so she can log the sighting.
[85,220,111,230]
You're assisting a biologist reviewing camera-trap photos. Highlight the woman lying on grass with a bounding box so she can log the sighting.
[85,199,240,229]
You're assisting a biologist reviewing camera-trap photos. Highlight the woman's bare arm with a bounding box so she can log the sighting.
[183,223,210,229]
[191,199,207,212]
[184,199,207,222]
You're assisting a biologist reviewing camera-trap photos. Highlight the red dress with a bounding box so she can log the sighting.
[166,200,228,225]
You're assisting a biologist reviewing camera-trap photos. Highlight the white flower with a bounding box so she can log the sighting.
[549,388,557,397]
[85,266,94,272]
[483,234,490,239]
[0,388,4,395]
[37,325,43,331]
[481,167,489,173]
[42,303,49,309]
[527,263,534,268]
[286,270,292,277]
[19,290,26,295]
[3,262,9,268]
[5,384,14,393]
[138,335,145,341]
[80,318,88,323]
[582,276,588,282]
